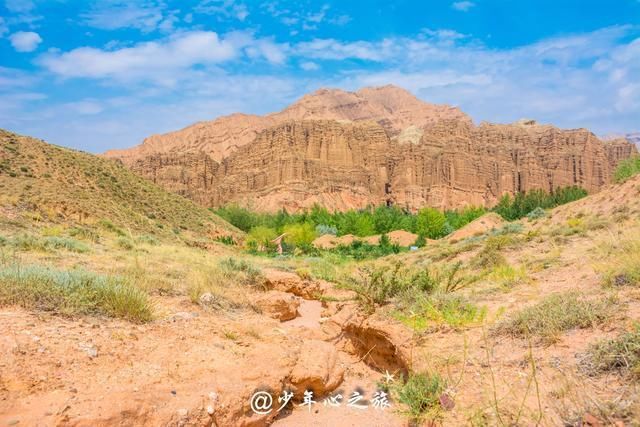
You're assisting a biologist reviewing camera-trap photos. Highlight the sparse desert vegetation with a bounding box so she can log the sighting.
[1,131,640,426]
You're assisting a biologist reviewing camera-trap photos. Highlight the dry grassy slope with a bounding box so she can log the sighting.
[549,173,640,221]
[0,129,239,238]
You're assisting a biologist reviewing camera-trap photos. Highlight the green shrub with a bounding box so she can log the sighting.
[331,239,403,260]
[316,224,337,236]
[117,237,134,250]
[613,156,640,183]
[493,186,587,220]
[346,261,470,312]
[493,292,617,344]
[395,372,446,421]
[43,236,89,253]
[401,293,486,330]
[581,325,640,379]
[10,234,47,251]
[68,226,100,243]
[98,219,126,236]
[527,207,546,220]
[0,265,153,322]
[214,235,236,246]
[246,226,277,251]
[136,234,159,246]
[218,257,265,288]
[470,235,514,269]
[283,222,317,247]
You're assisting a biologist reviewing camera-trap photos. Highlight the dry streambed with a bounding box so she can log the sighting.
[0,269,409,426]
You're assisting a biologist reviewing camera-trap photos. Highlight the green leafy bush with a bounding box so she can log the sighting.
[493,186,587,220]
[395,372,446,421]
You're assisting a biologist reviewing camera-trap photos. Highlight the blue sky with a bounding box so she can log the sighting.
[1,0,639,153]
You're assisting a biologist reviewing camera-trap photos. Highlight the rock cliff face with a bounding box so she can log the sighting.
[104,85,468,164]
[106,86,637,211]
[121,121,636,211]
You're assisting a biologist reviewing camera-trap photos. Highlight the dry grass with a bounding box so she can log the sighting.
[492,291,618,344]
[0,264,153,322]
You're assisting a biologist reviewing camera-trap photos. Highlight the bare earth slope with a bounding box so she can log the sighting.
[105,86,637,212]
[0,129,238,239]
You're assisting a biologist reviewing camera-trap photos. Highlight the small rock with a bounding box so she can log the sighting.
[439,393,455,410]
[176,408,188,418]
[206,405,214,415]
[171,390,177,396]
[6,419,19,426]
[171,312,198,321]
[78,342,98,358]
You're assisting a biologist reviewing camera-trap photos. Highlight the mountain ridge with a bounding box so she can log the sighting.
[103,85,637,212]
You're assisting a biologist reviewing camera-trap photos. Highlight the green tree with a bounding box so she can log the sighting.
[353,213,376,237]
[283,222,317,246]
[246,226,277,251]
[415,207,447,239]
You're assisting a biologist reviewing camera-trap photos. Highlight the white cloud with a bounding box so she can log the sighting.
[300,61,319,71]
[452,1,475,12]
[81,1,167,33]
[325,26,640,134]
[5,0,35,13]
[9,31,42,52]
[195,0,249,21]
[265,2,350,32]
[296,38,392,61]
[63,100,104,115]
[38,31,287,82]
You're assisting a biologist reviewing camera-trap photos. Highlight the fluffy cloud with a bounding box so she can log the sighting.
[326,26,640,134]
[452,1,475,12]
[9,31,42,52]
[38,31,287,82]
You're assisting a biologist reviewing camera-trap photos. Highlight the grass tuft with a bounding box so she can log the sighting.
[394,372,446,422]
[492,291,617,344]
[0,264,153,322]
[581,325,640,379]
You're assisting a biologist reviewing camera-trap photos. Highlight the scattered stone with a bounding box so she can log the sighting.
[78,342,98,358]
[439,393,455,410]
[170,312,198,322]
[198,292,223,309]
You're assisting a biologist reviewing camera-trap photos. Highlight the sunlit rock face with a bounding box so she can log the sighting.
[105,86,638,212]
